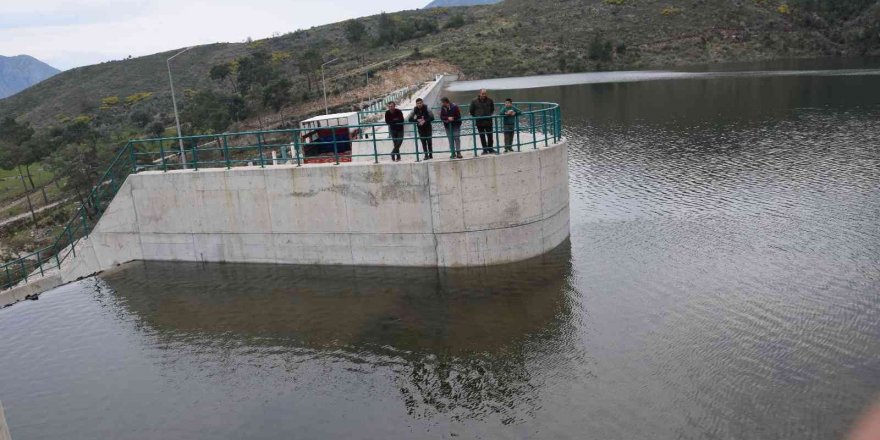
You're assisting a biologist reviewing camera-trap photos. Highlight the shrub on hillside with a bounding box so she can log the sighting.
[589,34,614,61]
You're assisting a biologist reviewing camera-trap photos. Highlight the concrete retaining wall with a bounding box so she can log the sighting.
[57,140,568,280]
[0,401,11,440]
[0,274,63,308]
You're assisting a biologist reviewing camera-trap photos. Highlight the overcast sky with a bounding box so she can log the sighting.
[0,0,415,70]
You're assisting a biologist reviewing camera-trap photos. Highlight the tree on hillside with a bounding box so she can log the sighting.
[50,118,99,146]
[445,13,466,29]
[236,51,276,95]
[374,13,439,46]
[376,13,399,46]
[129,110,152,128]
[183,90,234,134]
[0,117,38,224]
[146,121,166,138]
[45,120,107,213]
[47,142,102,213]
[22,132,53,204]
[0,117,36,187]
[209,63,239,94]
[262,78,293,113]
[299,49,324,92]
[588,34,613,62]
[344,19,367,44]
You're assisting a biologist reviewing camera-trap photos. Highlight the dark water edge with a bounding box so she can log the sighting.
[1,58,879,440]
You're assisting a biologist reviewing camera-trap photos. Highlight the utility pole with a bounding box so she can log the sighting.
[321,58,339,115]
[167,46,193,169]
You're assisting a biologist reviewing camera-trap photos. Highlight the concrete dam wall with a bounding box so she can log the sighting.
[60,140,569,279]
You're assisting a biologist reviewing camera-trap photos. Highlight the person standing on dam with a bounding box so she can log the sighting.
[501,98,522,152]
[440,97,463,159]
[385,101,405,162]
[408,98,435,160]
[470,89,496,155]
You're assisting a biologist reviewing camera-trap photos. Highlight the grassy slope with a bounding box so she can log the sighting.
[0,0,876,129]
[0,167,53,202]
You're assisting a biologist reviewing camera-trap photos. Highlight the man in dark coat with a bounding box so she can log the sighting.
[469,89,496,155]
[408,98,434,160]
[385,101,405,161]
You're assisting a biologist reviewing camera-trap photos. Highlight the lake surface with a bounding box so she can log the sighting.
[2,59,880,439]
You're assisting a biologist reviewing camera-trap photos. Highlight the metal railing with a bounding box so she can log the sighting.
[358,84,422,118]
[1,101,561,291]
[130,102,561,170]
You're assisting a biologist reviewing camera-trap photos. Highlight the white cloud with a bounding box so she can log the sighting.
[0,0,415,70]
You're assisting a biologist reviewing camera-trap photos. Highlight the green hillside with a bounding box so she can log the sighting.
[0,0,877,131]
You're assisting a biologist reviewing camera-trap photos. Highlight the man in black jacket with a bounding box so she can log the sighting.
[408,98,434,160]
[470,89,496,155]
[385,101,405,161]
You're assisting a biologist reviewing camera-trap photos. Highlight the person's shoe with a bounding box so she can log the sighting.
[456,154,463,159]
[480,151,487,156]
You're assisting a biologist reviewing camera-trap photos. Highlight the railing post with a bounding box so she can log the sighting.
[293,133,302,167]
[494,115,501,154]
[159,140,167,172]
[257,133,265,168]
[192,143,199,171]
[471,118,478,157]
[530,113,537,149]
[515,116,522,153]
[332,129,339,165]
[543,108,549,147]
[128,143,137,173]
[372,126,378,164]
[280,134,289,164]
[36,251,44,277]
[81,208,89,237]
[557,106,563,142]
[67,227,76,258]
[223,135,231,169]
[412,123,420,162]
[5,266,11,288]
[19,259,27,283]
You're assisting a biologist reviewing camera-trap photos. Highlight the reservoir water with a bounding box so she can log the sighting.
[2,59,879,439]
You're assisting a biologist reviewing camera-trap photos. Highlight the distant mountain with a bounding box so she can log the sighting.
[425,0,501,8]
[0,55,60,99]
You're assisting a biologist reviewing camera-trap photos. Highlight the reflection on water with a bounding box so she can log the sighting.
[102,246,575,421]
[2,59,880,440]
